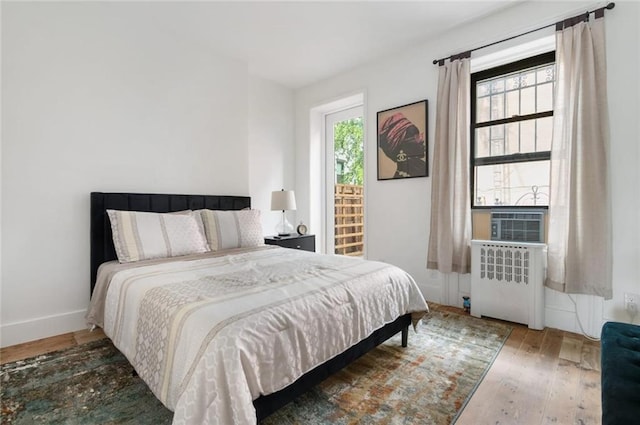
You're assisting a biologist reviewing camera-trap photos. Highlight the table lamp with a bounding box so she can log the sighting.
[271,189,296,236]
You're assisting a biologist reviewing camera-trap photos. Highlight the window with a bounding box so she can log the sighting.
[471,52,555,208]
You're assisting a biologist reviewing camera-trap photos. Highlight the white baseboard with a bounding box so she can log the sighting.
[544,304,607,338]
[544,305,579,334]
[1,309,87,348]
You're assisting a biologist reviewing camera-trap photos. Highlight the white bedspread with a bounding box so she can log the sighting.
[93,246,428,425]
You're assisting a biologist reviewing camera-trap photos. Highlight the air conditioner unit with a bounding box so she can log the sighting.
[491,210,545,243]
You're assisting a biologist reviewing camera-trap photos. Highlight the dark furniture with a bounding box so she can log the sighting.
[90,191,410,422]
[601,321,640,425]
[264,234,315,252]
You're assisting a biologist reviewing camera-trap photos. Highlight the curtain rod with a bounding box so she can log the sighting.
[432,2,615,65]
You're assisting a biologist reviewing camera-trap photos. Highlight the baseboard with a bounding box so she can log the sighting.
[545,305,607,338]
[544,305,579,334]
[0,309,87,348]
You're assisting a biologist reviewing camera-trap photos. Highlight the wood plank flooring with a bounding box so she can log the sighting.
[447,303,602,425]
[0,305,601,424]
[0,328,106,365]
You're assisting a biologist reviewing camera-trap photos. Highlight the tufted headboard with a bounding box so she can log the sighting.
[90,192,251,294]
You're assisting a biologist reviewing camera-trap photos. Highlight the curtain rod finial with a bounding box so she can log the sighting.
[606,2,615,10]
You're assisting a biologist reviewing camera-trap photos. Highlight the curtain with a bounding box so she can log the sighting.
[546,10,612,299]
[427,55,472,274]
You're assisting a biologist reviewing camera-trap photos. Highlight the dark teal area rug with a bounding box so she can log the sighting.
[1,310,510,424]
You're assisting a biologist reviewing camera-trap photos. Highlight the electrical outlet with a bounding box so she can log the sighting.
[624,293,639,322]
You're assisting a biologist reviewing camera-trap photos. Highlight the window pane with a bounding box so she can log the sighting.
[536,64,554,83]
[491,94,504,120]
[520,120,535,153]
[506,90,519,117]
[505,74,520,91]
[475,127,490,157]
[477,118,551,158]
[489,125,504,156]
[477,96,490,122]
[536,116,553,151]
[537,82,553,112]
[478,62,555,123]
[491,139,504,156]
[520,86,536,115]
[491,79,505,94]
[474,161,550,207]
[505,122,519,154]
[520,70,536,88]
[477,82,490,96]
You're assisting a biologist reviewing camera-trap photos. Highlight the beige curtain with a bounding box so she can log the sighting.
[427,56,471,274]
[546,10,612,299]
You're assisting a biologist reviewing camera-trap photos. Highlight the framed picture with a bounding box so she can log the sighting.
[377,99,428,180]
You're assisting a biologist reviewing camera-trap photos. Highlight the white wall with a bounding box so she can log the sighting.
[248,76,296,234]
[295,1,640,337]
[0,3,294,347]
[599,0,640,332]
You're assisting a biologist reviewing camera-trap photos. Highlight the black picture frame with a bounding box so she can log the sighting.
[376,99,428,180]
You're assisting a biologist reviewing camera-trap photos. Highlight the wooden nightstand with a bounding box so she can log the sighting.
[264,234,315,252]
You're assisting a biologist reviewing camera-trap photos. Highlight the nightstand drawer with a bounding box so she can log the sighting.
[264,235,315,252]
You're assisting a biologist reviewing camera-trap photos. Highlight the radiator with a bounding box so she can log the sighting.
[470,240,546,330]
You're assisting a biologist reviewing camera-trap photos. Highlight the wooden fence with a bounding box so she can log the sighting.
[334,184,364,256]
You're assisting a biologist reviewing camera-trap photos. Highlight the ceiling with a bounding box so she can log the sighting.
[113,1,520,89]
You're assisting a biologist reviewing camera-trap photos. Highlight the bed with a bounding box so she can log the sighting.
[87,192,429,424]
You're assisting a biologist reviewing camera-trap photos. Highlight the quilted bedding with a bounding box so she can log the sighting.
[87,246,429,425]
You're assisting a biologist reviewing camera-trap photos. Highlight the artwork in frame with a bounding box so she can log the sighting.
[377,99,428,180]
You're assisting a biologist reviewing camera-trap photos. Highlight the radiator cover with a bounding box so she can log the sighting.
[470,240,546,330]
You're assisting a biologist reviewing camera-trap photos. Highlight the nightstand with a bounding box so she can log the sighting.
[264,234,315,252]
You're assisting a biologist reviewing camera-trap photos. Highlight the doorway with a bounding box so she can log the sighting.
[324,106,364,256]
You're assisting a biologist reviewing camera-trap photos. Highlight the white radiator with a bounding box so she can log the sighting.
[470,240,546,330]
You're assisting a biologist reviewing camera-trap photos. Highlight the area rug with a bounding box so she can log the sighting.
[0,310,511,425]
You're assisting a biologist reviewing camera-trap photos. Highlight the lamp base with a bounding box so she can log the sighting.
[277,232,293,237]
[275,213,294,236]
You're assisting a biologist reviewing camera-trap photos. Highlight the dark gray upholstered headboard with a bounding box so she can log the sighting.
[90,192,251,294]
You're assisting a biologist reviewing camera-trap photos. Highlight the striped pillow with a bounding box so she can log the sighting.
[198,209,264,251]
[107,210,209,263]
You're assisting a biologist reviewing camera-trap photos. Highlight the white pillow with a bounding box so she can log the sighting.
[107,210,209,263]
[198,209,263,251]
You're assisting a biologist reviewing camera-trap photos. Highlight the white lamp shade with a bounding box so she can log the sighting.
[271,190,297,211]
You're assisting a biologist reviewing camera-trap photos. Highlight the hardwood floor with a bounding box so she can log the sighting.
[0,305,601,424]
[442,305,603,425]
[0,328,106,365]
